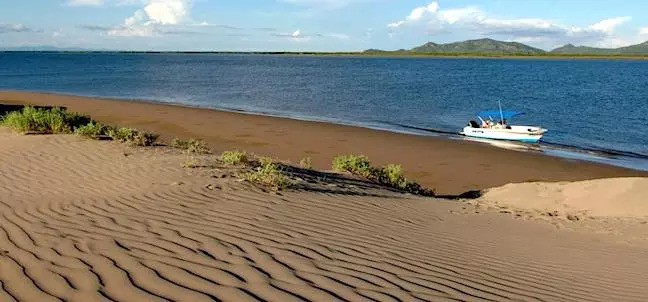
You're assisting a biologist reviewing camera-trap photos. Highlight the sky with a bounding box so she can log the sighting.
[1,0,648,51]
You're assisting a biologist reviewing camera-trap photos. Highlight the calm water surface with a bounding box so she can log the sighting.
[1,53,647,169]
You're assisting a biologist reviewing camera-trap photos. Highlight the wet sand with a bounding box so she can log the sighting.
[1,91,646,195]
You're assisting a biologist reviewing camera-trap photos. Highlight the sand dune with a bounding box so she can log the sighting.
[1,131,648,301]
[480,178,648,218]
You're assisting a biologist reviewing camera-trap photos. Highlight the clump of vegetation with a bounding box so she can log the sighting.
[245,159,291,190]
[75,121,109,139]
[220,150,249,166]
[182,157,201,168]
[108,127,159,146]
[377,164,408,188]
[1,106,89,134]
[299,157,313,169]
[375,164,434,196]
[332,154,434,196]
[171,138,211,154]
[332,154,374,178]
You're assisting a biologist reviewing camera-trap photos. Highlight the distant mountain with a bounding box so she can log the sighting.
[365,38,648,56]
[550,41,648,55]
[409,38,546,55]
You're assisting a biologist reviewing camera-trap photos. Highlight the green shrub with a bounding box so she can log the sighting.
[376,164,434,196]
[220,150,249,166]
[108,127,158,146]
[332,154,435,196]
[332,154,374,178]
[75,121,108,139]
[1,106,89,134]
[245,160,290,190]
[299,157,313,169]
[378,164,408,188]
[171,138,211,154]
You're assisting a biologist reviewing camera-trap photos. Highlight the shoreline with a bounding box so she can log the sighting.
[6,88,648,171]
[2,90,647,194]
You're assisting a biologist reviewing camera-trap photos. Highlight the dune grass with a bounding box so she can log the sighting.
[75,121,109,139]
[299,157,313,169]
[107,127,159,146]
[0,106,159,147]
[1,106,90,134]
[332,154,434,196]
[171,138,211,154]
[245,158,291,190]
[219,150,249,166]
[332,154,374,178]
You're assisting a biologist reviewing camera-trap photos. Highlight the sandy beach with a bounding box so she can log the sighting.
[1,91,646,196]
[1,127,648,301]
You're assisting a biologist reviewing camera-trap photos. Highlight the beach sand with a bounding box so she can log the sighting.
[480,177,648,218]
[1,129,648,301]
[1,91,647,196]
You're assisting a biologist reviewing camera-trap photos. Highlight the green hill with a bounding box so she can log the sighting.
[409,38,546,55]
[550,41,648,55]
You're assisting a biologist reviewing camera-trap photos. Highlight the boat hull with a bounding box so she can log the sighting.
[461,126,547,143]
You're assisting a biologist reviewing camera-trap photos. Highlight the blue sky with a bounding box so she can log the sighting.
[1,0,647,51]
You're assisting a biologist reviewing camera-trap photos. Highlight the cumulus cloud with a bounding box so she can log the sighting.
[388,1,633,48]
[388,2,438,28]
[95,0,192,37]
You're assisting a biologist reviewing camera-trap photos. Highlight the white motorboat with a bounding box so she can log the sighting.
[460,105,547,143]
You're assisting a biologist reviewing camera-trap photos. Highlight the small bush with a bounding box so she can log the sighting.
[171,138,211,154]
[332,154,434,196]
[75,121,108,139]
[182,157,201,168]
[376,164,434,196]
[220,150,249,166]
[108,127,158,146]
[1,106,89,134]
[378,164,408,188]
[245,160,290,190]
[299,157,313,169]
[332,154,374,178]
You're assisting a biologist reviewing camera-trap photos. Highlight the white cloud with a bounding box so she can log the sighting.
[387,1,633,48]
[640,27,648,35]
[388,2,438,28]
[143,0,190,25]
[0,24,38,34]
[105,0,192,37]
[66,0,104,6]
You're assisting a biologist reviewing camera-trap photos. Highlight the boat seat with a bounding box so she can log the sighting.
[469,120,480,128]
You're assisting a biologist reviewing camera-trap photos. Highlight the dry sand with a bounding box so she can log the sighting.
[480,178,648,218]
[1,130,648,301]
[1,91,646,196]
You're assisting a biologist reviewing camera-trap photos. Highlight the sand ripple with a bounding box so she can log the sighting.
[1,132,647,301]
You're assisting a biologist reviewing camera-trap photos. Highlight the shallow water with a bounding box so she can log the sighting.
[1,52,647,169]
